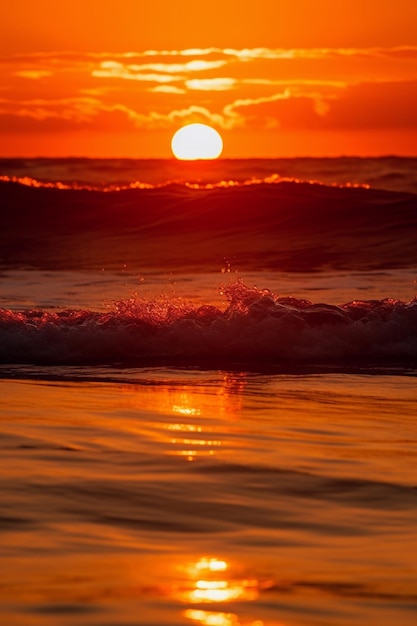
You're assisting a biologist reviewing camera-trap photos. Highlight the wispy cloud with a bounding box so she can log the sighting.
[92,62,182,83]
[151,85,186,94]
[1,46,417,139]
[185,78,237,91]
[92,58,227,81]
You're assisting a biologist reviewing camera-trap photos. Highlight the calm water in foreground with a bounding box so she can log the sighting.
[1,361,416,626]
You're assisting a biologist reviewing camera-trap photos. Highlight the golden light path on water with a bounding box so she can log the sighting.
[120,379,272,624]
[121,372,246,462]
[165,379,272,625]
[177,556,273,626]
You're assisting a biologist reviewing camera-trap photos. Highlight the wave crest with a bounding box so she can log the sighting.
[0,173,370,192]
[1,282,416,366]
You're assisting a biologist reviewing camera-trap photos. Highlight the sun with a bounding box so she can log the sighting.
[171,123,223,160]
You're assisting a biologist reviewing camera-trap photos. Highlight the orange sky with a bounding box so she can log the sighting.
[1,0,417,157]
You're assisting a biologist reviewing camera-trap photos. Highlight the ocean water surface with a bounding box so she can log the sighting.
[0,157,416,625]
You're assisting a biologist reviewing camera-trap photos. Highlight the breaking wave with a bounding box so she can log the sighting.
[1,282,416,366]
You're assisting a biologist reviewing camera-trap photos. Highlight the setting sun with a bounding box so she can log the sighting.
[171,124,223,160]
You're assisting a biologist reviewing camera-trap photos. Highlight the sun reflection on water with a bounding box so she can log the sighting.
[185,610,266,626]
[194,557,228,573]
[166,374,246,460]
[121,372,246,460]
[172,557,274,626]
[185,609,239,626]
[189,578,259,603]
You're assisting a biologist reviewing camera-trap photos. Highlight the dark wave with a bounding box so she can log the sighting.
[1,282,416,366]
[1,178,416,271]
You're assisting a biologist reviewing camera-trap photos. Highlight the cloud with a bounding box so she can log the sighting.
[3,45,417,65]
[185,78,237,91]
[142,48,220,57]
[221,45,417,62]
[91,58,227,83]
[2,46,417,90]
[101,58,226,73]
[1,47,417,138]
[92,62,182,83]
[151,85,186,94]
[124,46,417,60]
[220,91,291,128]
[150,104,225,128]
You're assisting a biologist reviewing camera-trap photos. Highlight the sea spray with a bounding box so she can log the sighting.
[1,282,416,365]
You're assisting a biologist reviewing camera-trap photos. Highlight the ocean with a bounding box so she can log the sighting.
[0,157,416,626]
